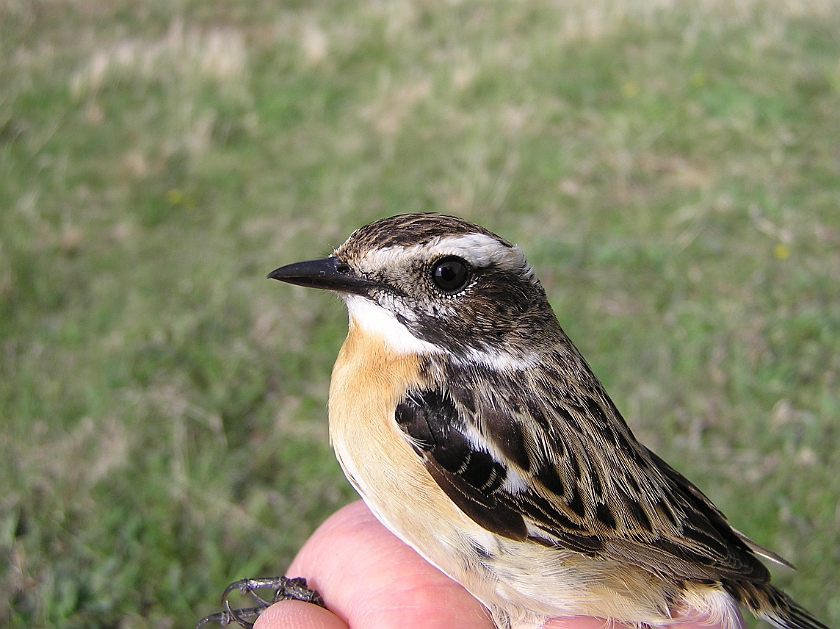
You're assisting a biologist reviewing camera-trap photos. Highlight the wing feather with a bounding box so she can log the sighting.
[396,351,775,586]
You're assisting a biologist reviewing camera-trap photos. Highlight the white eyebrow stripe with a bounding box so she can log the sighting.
[356,233,532,276]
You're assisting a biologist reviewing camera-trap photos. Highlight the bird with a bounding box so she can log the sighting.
[265,212,829,629]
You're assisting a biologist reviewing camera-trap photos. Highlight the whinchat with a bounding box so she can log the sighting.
[261,213,828,629]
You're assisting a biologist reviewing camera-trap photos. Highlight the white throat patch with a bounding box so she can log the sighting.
[342,294,441,356]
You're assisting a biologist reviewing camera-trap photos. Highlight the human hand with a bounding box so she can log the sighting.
[252,500,489,629]
[253,501,732,629]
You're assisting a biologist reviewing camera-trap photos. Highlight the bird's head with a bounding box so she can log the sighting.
[268,213,562,366]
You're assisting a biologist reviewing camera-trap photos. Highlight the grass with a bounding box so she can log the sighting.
[1,0,838,627]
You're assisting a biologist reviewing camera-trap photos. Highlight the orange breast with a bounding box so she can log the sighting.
[326,318,481,566]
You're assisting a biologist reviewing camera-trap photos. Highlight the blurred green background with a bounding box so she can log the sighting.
[1,0,838,627]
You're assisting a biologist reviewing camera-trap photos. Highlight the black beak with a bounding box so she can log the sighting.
[267,256,374,295]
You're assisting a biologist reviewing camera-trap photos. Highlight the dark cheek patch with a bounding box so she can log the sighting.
[398,266,553,358]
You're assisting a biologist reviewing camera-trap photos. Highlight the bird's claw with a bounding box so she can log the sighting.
[195,576,326,628]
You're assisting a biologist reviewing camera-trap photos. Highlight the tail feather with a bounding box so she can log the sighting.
[732,583,830,629]
[761,594,831,629]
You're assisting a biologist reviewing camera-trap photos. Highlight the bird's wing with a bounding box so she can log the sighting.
[396,352,773,585]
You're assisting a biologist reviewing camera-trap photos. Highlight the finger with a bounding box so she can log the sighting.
[286,500,494,629]
[254,600,348,629]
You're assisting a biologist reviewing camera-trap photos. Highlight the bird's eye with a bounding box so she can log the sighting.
[431,257,469,294]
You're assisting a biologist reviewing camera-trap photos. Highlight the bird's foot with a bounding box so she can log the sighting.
[195,576,326,628]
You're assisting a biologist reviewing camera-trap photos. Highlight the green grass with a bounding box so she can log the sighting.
[2,1,839,627]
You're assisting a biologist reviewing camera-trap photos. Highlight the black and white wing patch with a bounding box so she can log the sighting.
[395,386,610,555]
[394,378,774,585]
[395,389,527,541]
